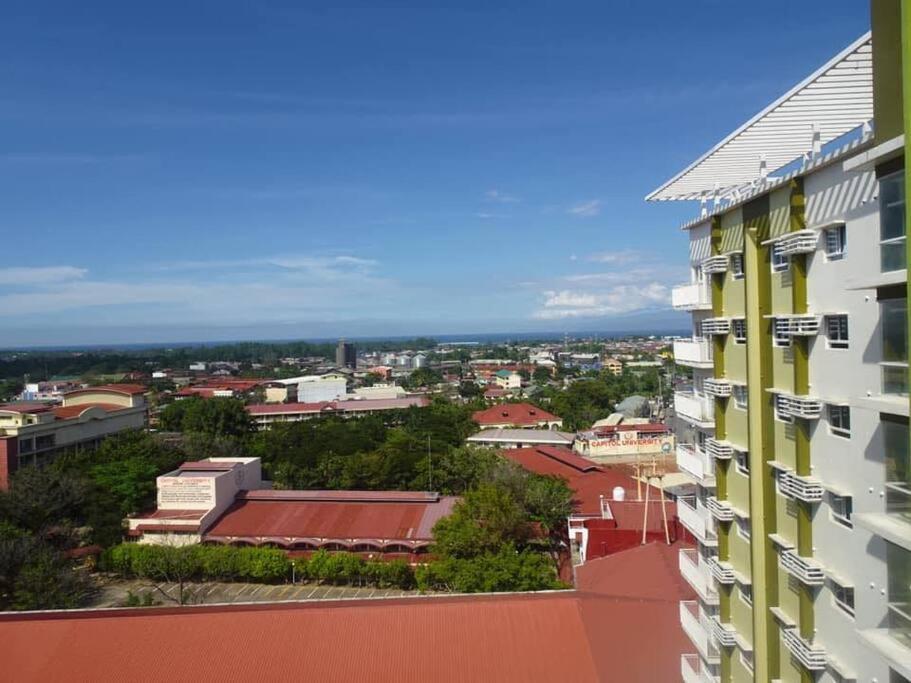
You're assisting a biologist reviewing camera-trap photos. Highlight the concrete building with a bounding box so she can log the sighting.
[0,384,148,489]
[574,423,674,465]
[653,10,910,682]
[246,396,430,428]
[603,358,623,376]
[267,375,347,403]
[493,369,522,390]
[471,403,563,430]
[352,383,406,400]
[336,339,357,369]
[466,428,575,449]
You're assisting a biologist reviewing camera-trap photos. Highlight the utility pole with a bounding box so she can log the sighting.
[427,434,432,491]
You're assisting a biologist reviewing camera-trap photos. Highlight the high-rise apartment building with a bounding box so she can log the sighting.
[336,338,356,369]
[652,3,910,682]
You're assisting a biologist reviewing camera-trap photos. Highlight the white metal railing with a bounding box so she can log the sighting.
[780,550,825,585]
[776,229,818,256]
[677,443,716,483]
[706,439,734,460]
[710,616,738,647]
[706,496,735,522]
[673,282,713,311]
[680,601,719,662]
[774,315,820,337]
[779,472,825,503]
[702,255,729,274]
[707,557,736,584]
[777,394,823,420]
[701,318,731,336]
[679,497,716,545]
[782,627,827,670]
[674,338,714,367]
[675,392,715,425]
[679,548,717,603]
[703,378,732,398]
[681,654,718,683]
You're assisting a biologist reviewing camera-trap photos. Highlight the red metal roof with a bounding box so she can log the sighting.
[203,495,458,543]
[247,397,430,416]
[64,384,146,397]
[472,402,560,427]
[238,490,441,503]
[51,403,126,420]
[0,402,53,414]
[589,422,670,435]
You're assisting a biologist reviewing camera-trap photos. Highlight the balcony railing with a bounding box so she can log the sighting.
[779,472,825,503]
[707,557,736,584]
[675,392,715,426]
[710,616,738,648]
[674,338,714,368]
[780,550,825,586]
[774,315,820,337]
[673,282,713,311]
[702,255,729,274]
[703,379,732,398]
[782,628,827,671]
[777,394,823,420]
[677,444,716,484]
[776,229,818,256]
[706,496,735,522]
[680,601,720,662]
[679,497,716,546]
[705,439,734,460]
[701,318,731,336]
[681,654,719,683]
[679,548,718,604]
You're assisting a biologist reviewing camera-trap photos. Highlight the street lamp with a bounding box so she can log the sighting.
[291,560,296,584]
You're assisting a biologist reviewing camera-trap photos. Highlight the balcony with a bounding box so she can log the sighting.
[675,392,715,428]
[777,394,823,420]
[776,229,818,256]
[710,616,738,648]
[679,548,718,605]
[681,654,719,683]
[703,378,731,398]
[774,315,820,337]
[705,439,734,460]
[674,338,714,369]
[780,550,825,586]
[707,557,736,584]
[702,255,729,274]
[680,601,720,663]
[678,497,717,546]
[700,318,731,336]
[677,443,716,485]
[673,282,713,311]
[782,627,827,671]
[779,472,824,503]
[706,496,735,522]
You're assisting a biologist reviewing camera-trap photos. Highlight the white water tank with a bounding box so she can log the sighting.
[612,486,625,502]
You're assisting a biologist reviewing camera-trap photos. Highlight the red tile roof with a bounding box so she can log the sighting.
[0,402,53,414]
[472,402,560,427]
[0,541,694,683]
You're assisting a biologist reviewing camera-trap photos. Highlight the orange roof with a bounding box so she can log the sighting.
[0,542,694,683]
[472,402,560,427]
[51,403,125,420]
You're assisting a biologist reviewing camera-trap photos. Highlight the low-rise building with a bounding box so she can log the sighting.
[493,370,522,390]
[0,384,148,489]
[352,383,406,400]
[471,403,562,430]
[246,396,430,428]
[602,358,623,376]
[573,422,674,465]
[467,428,575,449]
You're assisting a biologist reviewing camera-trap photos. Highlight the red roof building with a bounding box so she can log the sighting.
[0,542,694,683]
[471,402,562,429]
[247,396,430,428]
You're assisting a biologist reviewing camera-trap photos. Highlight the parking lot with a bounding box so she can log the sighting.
[93,580,425,608]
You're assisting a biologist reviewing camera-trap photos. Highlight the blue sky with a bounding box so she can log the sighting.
[0,1,869,346]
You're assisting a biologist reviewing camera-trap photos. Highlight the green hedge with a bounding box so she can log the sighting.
[414,546,565,593]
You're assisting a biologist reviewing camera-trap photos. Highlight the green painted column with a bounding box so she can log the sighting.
[903,0,911,434]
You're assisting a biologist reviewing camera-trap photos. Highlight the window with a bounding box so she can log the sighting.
[773,323,791,348]
[732,384,748,410]
[735,451,750,475]
[832,581,855,617]
[826,315,849,349]
[828,405,851,438]
[731,253,745,279]
[881,296,908,396]
[732,319,747,344]
[736,516,751,540]
[824,224,846,260]
[739,650,754,674]
[775,395,793,423]
[830,493,853,528]
[739,583,753,606]
[880,170,906,272]
[771,243,789,272]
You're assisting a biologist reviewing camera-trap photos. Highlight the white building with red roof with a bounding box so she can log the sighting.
[471,402,562,429]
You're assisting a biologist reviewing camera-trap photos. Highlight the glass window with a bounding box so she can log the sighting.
[732,319,747,344]
[740,583,753,606]
[828,405,851,438]
[739,650,754,673]
[832,581,855,617]
[882,299,907,362]
[771,243,789,272]
[736,451,750,475]
[775,395,793,423]
[825,224,846,260]
[736,516,751,540]
[826,315,849,349]
[884,415,911,524]
[731,253,745,279]
[830,493,853,528]
[732,384,748,410]
[880,171,906,272]
[773,323,791,348]
[886,542,911,647]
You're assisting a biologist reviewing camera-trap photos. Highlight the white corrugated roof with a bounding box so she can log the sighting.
[646,32,873,202]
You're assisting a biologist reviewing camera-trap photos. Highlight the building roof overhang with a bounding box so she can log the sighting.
[646,32,873,203]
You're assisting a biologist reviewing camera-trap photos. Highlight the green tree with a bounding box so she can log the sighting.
[431,483,530,559]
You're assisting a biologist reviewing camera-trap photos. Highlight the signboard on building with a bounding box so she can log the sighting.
[574,428,675,461]
[158,476,216,508]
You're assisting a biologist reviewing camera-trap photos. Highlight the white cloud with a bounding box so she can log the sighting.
[534,283,669,320]
[567,199,601,217]
[587,249,641,264]
[484,189,519,204]
[0,266,87,285]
